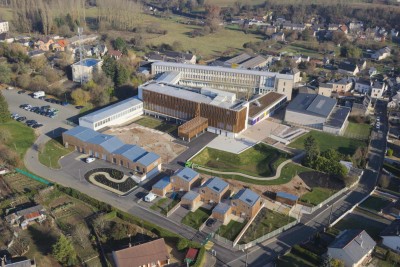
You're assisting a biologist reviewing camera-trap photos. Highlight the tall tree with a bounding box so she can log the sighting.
[52,234,78,266]
[0,63,11,84]
[0,91,10,123]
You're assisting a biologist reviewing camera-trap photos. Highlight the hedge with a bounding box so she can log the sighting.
[291,245,321,265]
[192,247,206,267]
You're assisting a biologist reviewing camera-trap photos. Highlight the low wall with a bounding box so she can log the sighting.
[233,203,265,247]
[166,201,181,217]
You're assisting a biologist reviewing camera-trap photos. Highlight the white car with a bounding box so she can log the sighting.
[85,157,96,163]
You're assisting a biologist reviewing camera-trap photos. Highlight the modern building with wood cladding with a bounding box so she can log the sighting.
[151,61,294,100]
[62,126,161,179]
[139,81,250,138]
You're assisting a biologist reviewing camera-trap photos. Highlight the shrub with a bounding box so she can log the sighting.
[291,245,321,265]
[387,148,393,157]
[177,238,189,251]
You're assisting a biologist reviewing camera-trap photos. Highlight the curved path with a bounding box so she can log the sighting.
[195,151,305,181]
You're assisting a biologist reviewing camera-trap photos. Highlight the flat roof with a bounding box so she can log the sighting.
[248,92,286,117]
[325,106,350,128]
[73,58,102,67]
[152,176,171,189]
[155,71,180,84]
[152,61,294,80]
[276,191,299,201]
[287,93,336,118]
[79,97,142,123]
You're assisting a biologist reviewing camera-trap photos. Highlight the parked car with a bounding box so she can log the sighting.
[61,101,69,106]
[85,157,96,163]
[19,104,28,108]
[206,218,216,227]
[23,104,32,110]
[76,106,84,109]
[26,120,37,126]
[32,123,43,129]
[16,116,26,122]
[18,90,26,94]
[7,86,14,90]
[11,113,19,119]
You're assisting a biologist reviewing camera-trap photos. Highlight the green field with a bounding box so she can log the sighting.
[134,116,178,134]
[217,220,246,241]
[300,187,337,206]
[38,137,73,169]
[343,122,372,140]
[359,195,391,212]
[0,120,35,158]
[181,207,211,229]
[240,209,296,243]
[289,130,367,155]
[192,144,289,177]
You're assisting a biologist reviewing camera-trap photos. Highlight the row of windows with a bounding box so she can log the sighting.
[94,105,143,128]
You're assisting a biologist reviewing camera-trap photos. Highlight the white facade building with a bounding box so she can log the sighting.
[355,79,372,94]
[72,58,103,83]
[151,61,294,100]
[79,97,143,131]
[370,81,387,99]
[0,21,9,34]
[380,220,400,253]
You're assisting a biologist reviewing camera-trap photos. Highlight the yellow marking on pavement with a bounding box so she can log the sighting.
[204,241,214,250]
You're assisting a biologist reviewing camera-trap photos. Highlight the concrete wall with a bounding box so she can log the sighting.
[285,110,325,128]
[275,78,293,101]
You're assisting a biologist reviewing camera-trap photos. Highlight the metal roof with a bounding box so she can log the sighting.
[380,219,400,236]
[325,106,350,128]
[137,152,160,167]
[88,134,124,153]
[113,144,147,162]
[276,192,299,201]
[182,190,199,201]
[152,61,294,80]
[79,97,142,123]
[202,177,229,193]
[152,176,171,189]
[225,53,252,64]
[287,93,336,118]
[240,55,268,69]
[73,58,102,67]
[213,202,231,215]
[63,126,99,141]
[155,71,180,84]
[174,168,199,182]
[233,188,260,207]
[329,229,376,264]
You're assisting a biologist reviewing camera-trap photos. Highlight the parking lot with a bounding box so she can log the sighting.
[3,89,80,136]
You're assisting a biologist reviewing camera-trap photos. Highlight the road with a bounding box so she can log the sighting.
[4,87,388,266]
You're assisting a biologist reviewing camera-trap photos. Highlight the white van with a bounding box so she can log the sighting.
[33,91,45,99]
[85,157,96,163]
[144,192,157,202]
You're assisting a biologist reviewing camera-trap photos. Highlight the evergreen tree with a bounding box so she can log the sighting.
[0,63,11,84]
[0,91,10,123]
[52,234,78,266]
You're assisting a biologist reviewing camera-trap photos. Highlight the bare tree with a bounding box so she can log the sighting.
[73,223,90,248]
[9,232,30,256]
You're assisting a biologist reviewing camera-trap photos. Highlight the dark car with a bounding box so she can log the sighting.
[38,96,45,100]
[42,105,50,109]
[45,98,52,102]
[16,116,26,122]
[19,104,28,108]
[50,99,57,103]
[206,218,216,227]
[75,105,84,109]
[32,123,43,129]
[18,90,26,94]
[26,120,37,126]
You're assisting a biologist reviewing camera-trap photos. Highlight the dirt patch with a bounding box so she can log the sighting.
[105,124,187,163]
[298,171,345,190]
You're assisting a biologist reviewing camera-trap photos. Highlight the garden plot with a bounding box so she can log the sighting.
[104,123,187,163]
[0,176,13,198]
[2,172,44,194]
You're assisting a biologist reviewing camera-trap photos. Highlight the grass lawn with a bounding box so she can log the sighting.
[333,214,388,240]
[359,195,391,212]
[343,122,371,140]
[135,116,178,134]
[277,253,316,267]
[289,130,367,156]
[181,207,211,229]
[240,209,296,243]
[192,144,290,177]
[217,220,246,241]
[195,163,312,186]
[300,187,337,206]
[38,137,74,169]
[150,197,180,215]
[0,120,36,158]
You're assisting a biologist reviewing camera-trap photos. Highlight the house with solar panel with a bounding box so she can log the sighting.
[199,177,230,205]
[284,93,350,135]
[230,188,262,219]
[328,229,375,267]
[62,126,161,180]
[181,191,201,211]
[170,167,201,192]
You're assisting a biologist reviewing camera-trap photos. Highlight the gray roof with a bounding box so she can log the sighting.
[63,126,160,167]
[182,191,200,201]
[152,61,294,80]
[174,168,199,182]
[233,189,260,207]
[202,177,229,193]
[79,97,142,123]
[152,176,170,189]
[329,229,376,264]
[5,259,35,267]
[276,192,298,201]
[356,79,371,86]
[155,71,180,84]
[225,53,253,64]
[73,58,102,67]
[213,202,231,215]
[287,93,336,118]
[240,55,268,69]
[325,106,350,128]
[380,219,400,236]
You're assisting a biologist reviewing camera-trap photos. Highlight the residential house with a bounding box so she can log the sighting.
[271,32,285,41]
[292,55,310,64]
[330,78,353,94]
[317,83,333,97]
[199,177,229,205]
[372,47,391,61]
[388,92,400,110]
[112,238,170,267]
[369,67,377,77]
[391,29,399,37]
[212,202,232,225]
[1,257,36,267]
[282,22,306,31]
[338,62,360,76]
[67,34,99,46]
[108,50,123,60]
[36,37,54,51]
[230,188,262,219]
[348,21,364,32]
[339,24,349,34]
[380,219,400,253]
[265,25,277,35]
[355,79,372,94]
[328,229,376,267]
[50,39,68,52]
[5,205,46,229]
[370,81,387,99]
[328,23,340,31]
[170,167,200,192]
[181,191,201,211]
[357,59,367,70]
[0,20,9,34]
[152,176,172,197]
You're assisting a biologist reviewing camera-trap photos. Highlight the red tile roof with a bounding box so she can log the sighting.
[57,39,68,47]
[109,50,123,57]
[24,211,41,220]
[185,248,198,261]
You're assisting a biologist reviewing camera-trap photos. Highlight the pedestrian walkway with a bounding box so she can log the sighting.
[207,135,257,154]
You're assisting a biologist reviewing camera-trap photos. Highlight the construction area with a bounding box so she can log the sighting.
[104,122,187,163]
